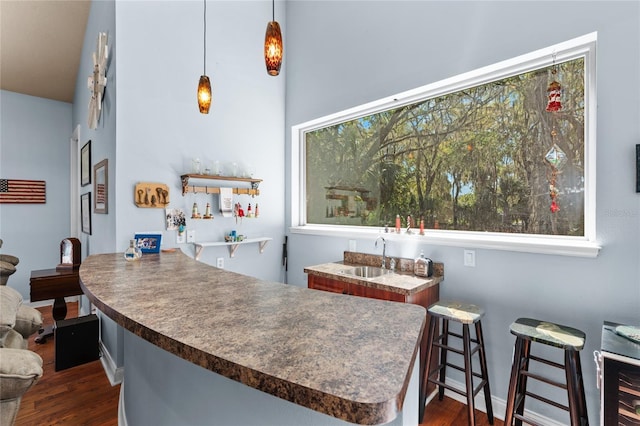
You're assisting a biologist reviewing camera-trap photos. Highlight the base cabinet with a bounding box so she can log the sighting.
[308,274,439,403]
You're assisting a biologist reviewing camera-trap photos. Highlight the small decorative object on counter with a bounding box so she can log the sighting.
[395,214,401,233]
[247,203,253,218]
[414,251,433,277]
[203,202,213,219]
[419,218,425,236]
[124,239,142,261]
[406,215,412,234]
[191,202,201,219]
[255,203,259,218]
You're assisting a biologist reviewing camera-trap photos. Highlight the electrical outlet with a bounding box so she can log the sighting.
[187,230,196,243]
[463,249,476,267]
[216,257,224,269]
[176,233,186,244]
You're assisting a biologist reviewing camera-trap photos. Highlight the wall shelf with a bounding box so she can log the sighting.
[193,237,272,260]
[181,174,262,197]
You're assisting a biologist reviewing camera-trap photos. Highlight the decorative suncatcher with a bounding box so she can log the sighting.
[544,54,566,214]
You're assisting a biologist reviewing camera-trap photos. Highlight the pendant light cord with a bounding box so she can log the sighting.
[203,0,207,75]
[272,0,275,22]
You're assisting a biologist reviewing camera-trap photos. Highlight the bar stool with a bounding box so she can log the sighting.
[420,300,494,425]
[504,318,589,426]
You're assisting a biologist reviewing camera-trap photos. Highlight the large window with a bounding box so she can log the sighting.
[292,34,599,257]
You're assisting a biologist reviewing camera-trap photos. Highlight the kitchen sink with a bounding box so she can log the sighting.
[340,266,394,279]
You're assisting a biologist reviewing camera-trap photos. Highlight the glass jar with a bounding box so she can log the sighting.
[124,239,142,261]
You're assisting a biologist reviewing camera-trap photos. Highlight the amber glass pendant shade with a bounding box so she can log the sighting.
[198,75,211,114]
[264,21,283,76]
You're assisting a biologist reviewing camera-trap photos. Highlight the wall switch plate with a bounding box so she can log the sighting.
[216,257,224,269]
[187,230,196,243]
[463,249,476,267]
[176,233,186,244]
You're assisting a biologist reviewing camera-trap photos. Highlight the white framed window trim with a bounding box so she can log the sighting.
[291,32,600,258]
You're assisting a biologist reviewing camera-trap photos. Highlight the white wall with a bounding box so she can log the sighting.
[0,91,72,299]
[284,1,640,423]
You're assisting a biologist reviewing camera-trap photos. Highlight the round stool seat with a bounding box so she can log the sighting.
[428,300,484,324]
[510,317,585,351]
[0,254,19,266]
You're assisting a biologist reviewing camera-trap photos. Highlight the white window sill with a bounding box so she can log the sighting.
[289,225,601,258]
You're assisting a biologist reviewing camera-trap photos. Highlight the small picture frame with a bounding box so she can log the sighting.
[81,141,91,187]
[94,159,108,213]
[81,192,92,234]
[135,233,162,253]
[636,144,639,193]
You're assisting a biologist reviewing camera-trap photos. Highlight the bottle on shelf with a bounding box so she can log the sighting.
[124,239,142,261]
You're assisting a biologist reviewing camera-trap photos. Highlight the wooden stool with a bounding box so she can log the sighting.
[420,301,494,425]
[504,318,589,426]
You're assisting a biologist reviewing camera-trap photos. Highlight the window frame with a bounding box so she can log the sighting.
[291,32,600,258]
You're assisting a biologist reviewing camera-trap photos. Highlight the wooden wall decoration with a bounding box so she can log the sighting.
[0,179,46,203]
[134,182,169,208]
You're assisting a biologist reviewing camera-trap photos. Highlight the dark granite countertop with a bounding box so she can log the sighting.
[304,251,444,296]
[79,251,426,425]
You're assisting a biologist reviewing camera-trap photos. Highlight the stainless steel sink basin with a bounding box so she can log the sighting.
[340,266,393,279]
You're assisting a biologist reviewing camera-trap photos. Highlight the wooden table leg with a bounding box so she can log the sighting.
[35,297,67,344]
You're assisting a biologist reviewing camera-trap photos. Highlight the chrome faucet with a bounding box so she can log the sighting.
[375,236,387,269]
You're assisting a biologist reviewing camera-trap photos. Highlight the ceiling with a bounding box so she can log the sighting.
[0,0,91,103]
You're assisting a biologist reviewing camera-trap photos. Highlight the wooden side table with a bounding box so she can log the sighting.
[30,268,82,343]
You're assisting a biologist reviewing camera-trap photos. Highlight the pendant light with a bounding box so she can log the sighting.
[264,0,283,76]
[197,0,212,114]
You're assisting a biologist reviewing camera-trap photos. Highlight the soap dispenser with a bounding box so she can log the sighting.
[414,250,433,277]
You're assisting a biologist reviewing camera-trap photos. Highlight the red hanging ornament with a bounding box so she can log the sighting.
[546,79,562,112]
[547,168,560,214]
[546,62,562,113]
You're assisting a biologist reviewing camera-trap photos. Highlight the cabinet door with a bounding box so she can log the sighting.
[349,283,406,302]
[308,275,348,294]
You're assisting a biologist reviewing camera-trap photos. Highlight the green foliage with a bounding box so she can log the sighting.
[306,58,585,236]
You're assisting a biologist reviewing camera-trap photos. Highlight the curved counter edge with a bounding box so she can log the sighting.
[79,251,426,425]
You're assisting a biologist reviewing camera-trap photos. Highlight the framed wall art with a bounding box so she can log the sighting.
[134,233,162,253]
[636,144,640,193]
[81,141,92,186]
[94,159,108,213]
[81,192,92,234]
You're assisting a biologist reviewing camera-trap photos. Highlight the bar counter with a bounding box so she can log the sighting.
[79,251,426,425]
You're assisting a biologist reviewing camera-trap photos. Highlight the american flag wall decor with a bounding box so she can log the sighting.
[0,179,46,203]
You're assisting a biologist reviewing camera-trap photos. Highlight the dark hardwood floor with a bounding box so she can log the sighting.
[16,302,502,426]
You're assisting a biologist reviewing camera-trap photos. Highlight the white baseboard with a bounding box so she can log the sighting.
[436,378,567,426]
[118,379,128,426]
[99,339,124,386]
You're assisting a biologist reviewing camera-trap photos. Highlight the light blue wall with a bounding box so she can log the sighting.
[114,0,285,282]
[71,0,121,366]
[284,1,640,423]
[0,91,72,300]
[72,0,118,257]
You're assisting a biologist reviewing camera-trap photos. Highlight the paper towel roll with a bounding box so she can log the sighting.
[219,188,233,217]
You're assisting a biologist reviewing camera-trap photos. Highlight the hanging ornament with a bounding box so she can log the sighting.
[546,79,562,112]
[544,127,567,214]
[545,55,562,112]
